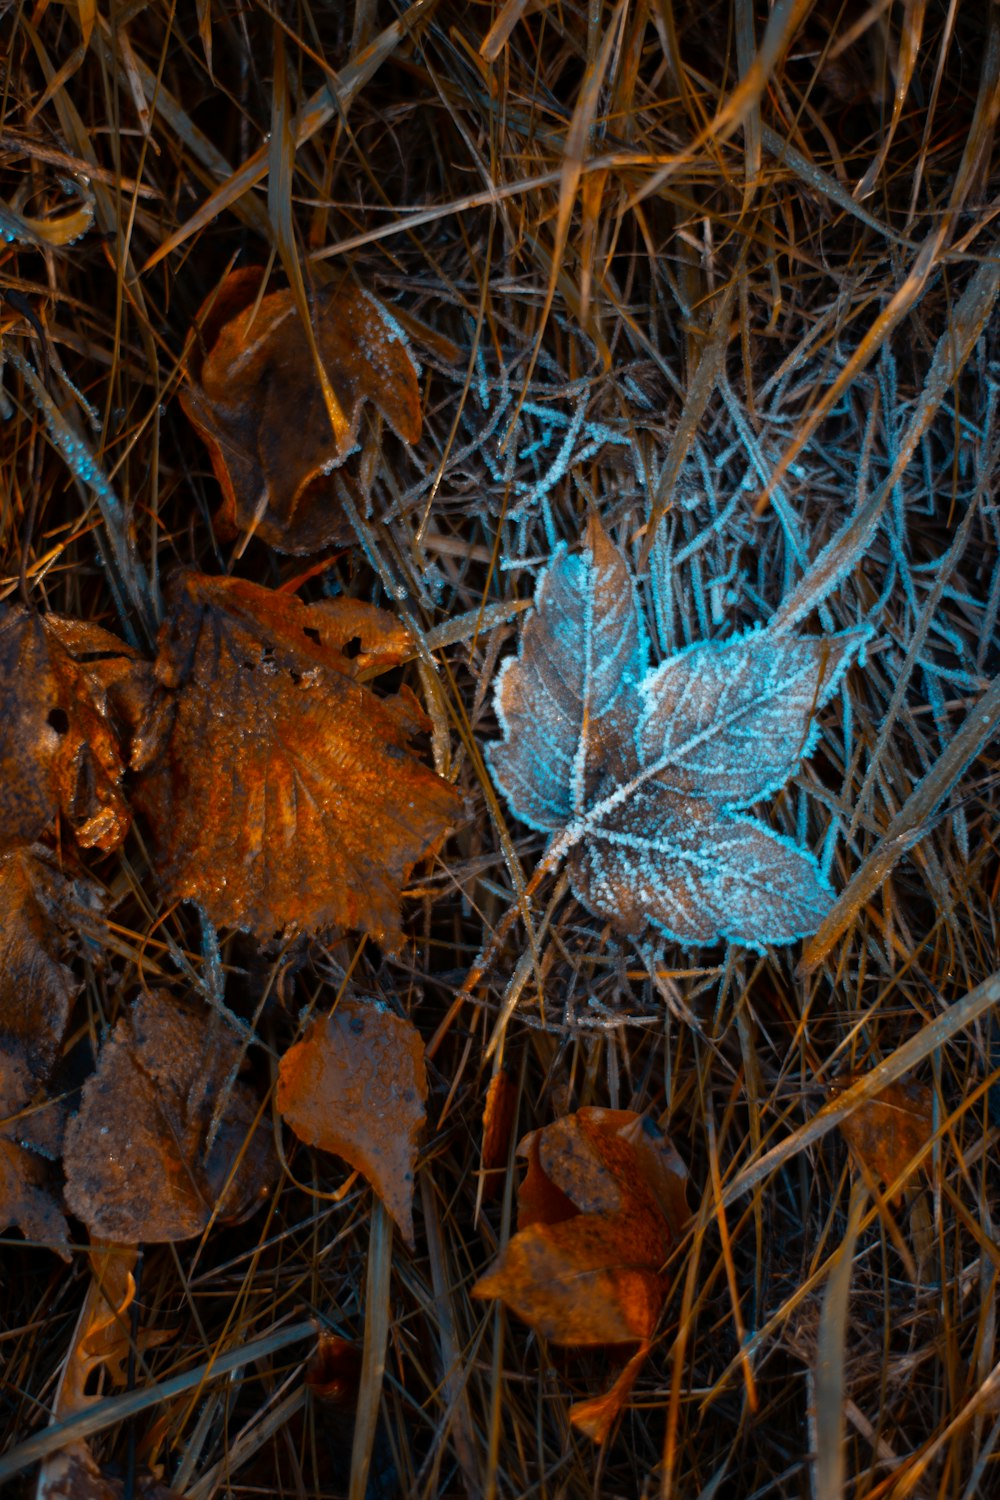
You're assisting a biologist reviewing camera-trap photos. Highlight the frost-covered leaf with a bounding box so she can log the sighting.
[0,608,143,853]
[638,626,864,808]
[132,572,460,948]
[181,267,422,554]
[276,997,427,1247]
[568,790,834,948]
[64,991,275,1243]
[489,524,861,948]
[488,517,647,831]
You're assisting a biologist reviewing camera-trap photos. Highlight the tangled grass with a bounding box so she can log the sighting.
[1,1,999,1496]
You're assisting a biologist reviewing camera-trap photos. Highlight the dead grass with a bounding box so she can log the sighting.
[1,1,999,1497]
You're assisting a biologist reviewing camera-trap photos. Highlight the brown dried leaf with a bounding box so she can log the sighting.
[0,1131,70,1259]
[473,1108,689,1438]
[63,991,275,1243]
[838,1077,933,1201]
[180,267,421,554]
[0,846,82,1083]
[0,608,143,853]
[132,572,460,947]
[277,997,427,1247]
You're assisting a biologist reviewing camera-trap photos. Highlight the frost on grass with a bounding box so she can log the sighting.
[489,520,866,949]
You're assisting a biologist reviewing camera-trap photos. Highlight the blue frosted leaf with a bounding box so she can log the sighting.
[488,520,647,831]
[637,625,866,809]
[567,788,834,949]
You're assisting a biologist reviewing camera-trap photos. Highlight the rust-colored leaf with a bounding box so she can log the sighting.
[0,1051,69,1258]
[277,996,427,1247]
[838,1077,933,1202]
[473,1107,689,1440]
[480,1066,517,1202]
[180,267,422,554]
[0,608,143,853]
[132,572,459,948]
[63,990,275,1243]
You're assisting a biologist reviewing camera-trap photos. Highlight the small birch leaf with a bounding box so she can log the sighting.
[132,572,460,947]
[276,997,427,1247]
[488,523,860,948]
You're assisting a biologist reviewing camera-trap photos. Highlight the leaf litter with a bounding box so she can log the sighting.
[0,3,997,1495]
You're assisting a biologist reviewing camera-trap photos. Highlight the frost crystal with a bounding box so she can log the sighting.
[489,522,866,950]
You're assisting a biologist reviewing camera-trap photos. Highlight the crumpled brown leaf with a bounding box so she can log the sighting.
[474,1107,689,1441]
[180,267,421,554]
[277,996,427,1247]
[0,608,144,853]
[838,1077,933,1203]
[0,846,105,1259]
[63,990,275,1243]
[132,571,460,948]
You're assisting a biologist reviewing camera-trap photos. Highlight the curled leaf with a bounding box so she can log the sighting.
[64,991,275,1243]
[0,608,142,853]
[277,997,427,1247]
[132,572,459,947]
[181,268,422,553]
[474,1108,689,1437]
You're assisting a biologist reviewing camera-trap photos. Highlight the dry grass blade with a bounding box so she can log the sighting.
[814,1179,866,1500]
[349,1200,393,1500]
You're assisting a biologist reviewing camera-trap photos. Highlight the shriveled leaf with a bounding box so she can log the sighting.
[488,517,647,832]
[838,1077,933,1200]
[64,991,275,1243]
[489,522,860,948]
[37,1244,177,1500]
[474,1108,688,1368]
[132,572,460,947]
[277,997,427,1247]
[0,608,143,853]
[180,267,422,553]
